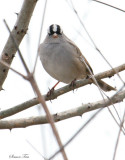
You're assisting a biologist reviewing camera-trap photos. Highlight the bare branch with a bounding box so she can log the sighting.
[0,60,26,79]
[0,0,37,90]
[0,89,125,129]
[3,19,30,74]
[32,0,48,74]
[28,76,68,160]
[68,0,125,84]
[92,0,125,13]
[3,6,68,159]
[49,89,125,160]
[0,63,125,120]
[113,109,125,160]
[49,106,104,160]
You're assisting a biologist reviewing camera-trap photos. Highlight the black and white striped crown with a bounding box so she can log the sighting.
[48,24,63,35]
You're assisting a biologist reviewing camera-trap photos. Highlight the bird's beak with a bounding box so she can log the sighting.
[53,33,58,38]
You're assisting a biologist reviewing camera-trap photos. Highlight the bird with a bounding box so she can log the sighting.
[39,24,116,94]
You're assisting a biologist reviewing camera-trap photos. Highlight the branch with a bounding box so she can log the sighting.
[0,63,125,120]
[0,0,37,90]
[0,89,125,129]
[92,0,125,13]
[2,3,68,158]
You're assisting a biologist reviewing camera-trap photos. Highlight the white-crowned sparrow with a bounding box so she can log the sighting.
[39,24,116,92]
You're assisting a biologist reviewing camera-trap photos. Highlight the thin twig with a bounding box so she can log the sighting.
[67,0,125,134]
[81,56,105,100]
[92,0,125,13]
[113,108,125,160]
[103,92,125,133]
[32,0,48,74]
[113,105,125,131]
[26,139,48,159]
[67,0,125,84]
[79,56,125,132]
[27,76,68,160]
[49,108,103,159]
[49,85,125,159]
[4,20,68,160]
[107,107,125,134]
[0,60,26,79]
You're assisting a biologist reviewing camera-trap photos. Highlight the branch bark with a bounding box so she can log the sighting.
[0,89,125,129]
[0,0,37,90]
[0,63,125,120]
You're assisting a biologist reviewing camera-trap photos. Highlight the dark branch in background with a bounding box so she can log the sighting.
[0,89,125,129]
[0,63,125,120]
[92,0,125,13]
[0,0,37,90]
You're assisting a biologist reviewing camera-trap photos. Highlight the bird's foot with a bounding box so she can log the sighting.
[47,87,54,97]
[69,79,76,91]
[46,81,60,98]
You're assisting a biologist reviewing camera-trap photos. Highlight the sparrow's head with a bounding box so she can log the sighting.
[47,24,63,38]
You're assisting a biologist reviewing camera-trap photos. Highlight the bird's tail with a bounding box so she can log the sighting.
[95,79,116,92]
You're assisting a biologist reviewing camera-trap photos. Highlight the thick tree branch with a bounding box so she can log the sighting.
[0,89,125,129]
[0,63,125,120]
[0,0,37,90]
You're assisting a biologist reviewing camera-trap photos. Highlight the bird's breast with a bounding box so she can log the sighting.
[40,42,87,83]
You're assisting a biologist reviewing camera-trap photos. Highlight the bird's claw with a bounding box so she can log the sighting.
[47,88,54,97]
[69,79,76,91]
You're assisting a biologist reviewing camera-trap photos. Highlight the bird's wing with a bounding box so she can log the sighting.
[63,34,93,75]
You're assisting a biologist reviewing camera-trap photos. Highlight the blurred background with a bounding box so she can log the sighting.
[0,0,125,159]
